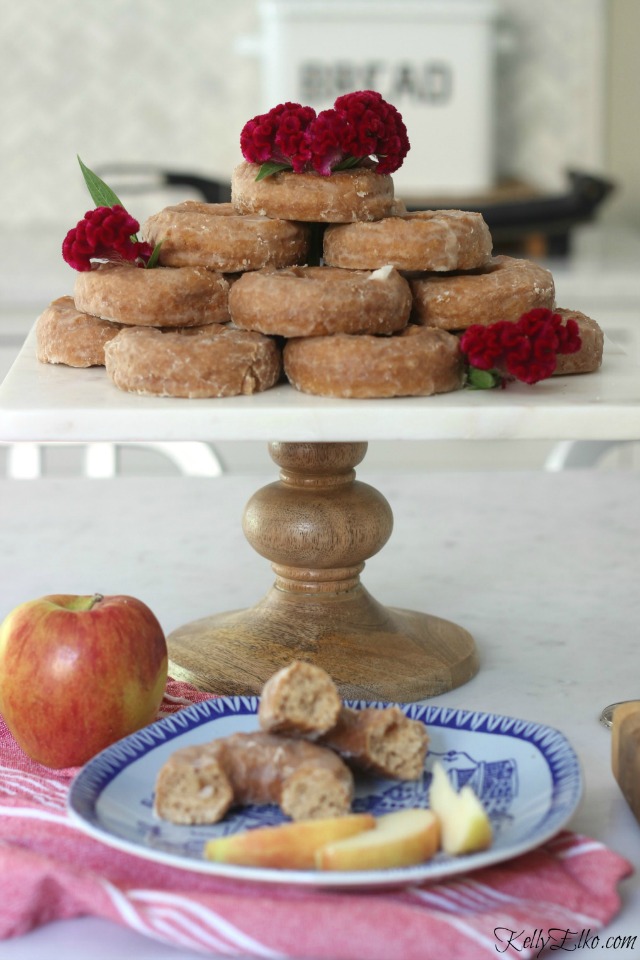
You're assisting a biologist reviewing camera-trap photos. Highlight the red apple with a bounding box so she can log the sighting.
[0,593,168,768]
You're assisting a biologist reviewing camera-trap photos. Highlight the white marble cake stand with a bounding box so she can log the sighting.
[1,328,639,701]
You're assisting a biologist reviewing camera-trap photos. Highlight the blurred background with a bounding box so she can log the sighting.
[0,0,639,473]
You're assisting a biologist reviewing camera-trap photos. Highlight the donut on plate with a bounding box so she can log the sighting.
[36,295,122,367]
[229,264,412,338]
[284,325,463,399]
[104,323,282,398]
[409,255,556,330]
[231,161,396,223]
[553,308,604,375]
[323,209,493,272]
[154,731,354,825]
[142,201,311,272]
[74,263,230,328]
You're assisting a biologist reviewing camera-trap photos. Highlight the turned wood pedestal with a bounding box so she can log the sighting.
[168,441,478,701]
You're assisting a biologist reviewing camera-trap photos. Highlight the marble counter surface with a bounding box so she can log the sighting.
[1,468,640,957]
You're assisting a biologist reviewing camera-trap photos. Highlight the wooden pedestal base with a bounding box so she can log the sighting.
[168,441,479,701]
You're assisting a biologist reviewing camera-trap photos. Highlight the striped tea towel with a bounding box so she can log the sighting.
[0,679,632,960]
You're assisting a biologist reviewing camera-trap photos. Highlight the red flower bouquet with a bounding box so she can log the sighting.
[240,91,410,180]
[460,309,582,388]
[62,157,161,272]
[63,205,153,272]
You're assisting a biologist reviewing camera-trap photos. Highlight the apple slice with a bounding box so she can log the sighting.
[428,762,493,855]
[204,813,375,869]
[315,808,440,871]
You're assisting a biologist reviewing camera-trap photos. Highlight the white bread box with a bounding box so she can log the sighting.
[251,0,498,198]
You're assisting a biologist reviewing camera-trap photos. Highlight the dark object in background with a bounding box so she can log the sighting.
[97,165,613,259]
[95,163,233,205]
[409,171,615,258]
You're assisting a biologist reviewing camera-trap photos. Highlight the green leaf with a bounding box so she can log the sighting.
[333,155,364,170]
[77,155,124,208]
[466,367,500,390]
[255,161,293,181]
[145,241,163,269]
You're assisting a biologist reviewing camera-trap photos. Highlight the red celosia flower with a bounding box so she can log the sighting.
[335,90,386,156]
[460,308,582,388]
[274,104,316,172]
[333,90,410,174]
[62,205,153,271]
[239,91,410,178]
[306,108,351,176]
[458,321,505,369]
[240,102,316,172]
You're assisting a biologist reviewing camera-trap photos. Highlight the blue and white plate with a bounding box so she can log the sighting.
[67,698,582,888]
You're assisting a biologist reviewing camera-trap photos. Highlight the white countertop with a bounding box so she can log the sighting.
[1,469,639,957]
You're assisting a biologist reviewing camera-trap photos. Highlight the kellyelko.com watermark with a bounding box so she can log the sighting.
[494,927,637,955]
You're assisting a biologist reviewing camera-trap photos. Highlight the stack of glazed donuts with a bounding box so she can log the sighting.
[36,202,307,398]
[37,162,604,399]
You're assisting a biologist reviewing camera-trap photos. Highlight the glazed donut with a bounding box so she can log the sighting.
[154,731,354,824]
[154,740,234,825]
[229,264,411,338]
[323,209,493,272]
[409,255,556,330]
[320,706,429,781]
[258,661,429,780]
[284,325,463,399]
[36,295,122,367]
[231,161,395,223]
[74,263,230,328]
[104,323,281,398]
[142,201,311,272]
[258,661,343,737]
[553,308,604,375]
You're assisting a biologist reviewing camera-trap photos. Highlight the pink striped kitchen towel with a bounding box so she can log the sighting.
[0,679,632,960]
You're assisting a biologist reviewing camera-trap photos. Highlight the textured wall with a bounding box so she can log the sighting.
[495,0,606,189]
[603,0,640,228]
[0,0,625,228]
[0,0,260,226]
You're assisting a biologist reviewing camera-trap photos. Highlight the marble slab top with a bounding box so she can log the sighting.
[1,326,639,443]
